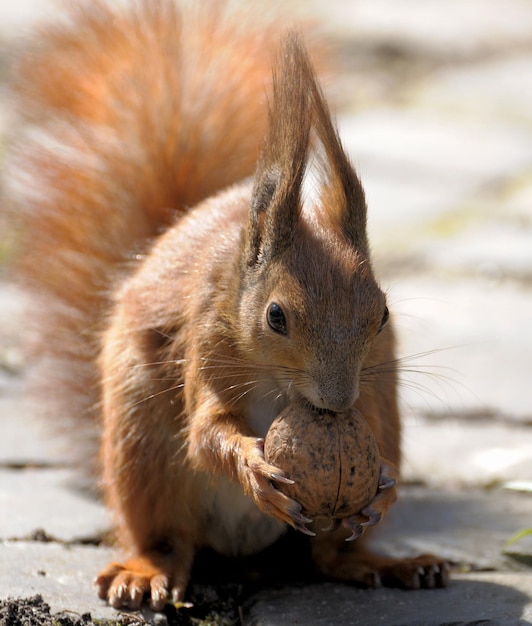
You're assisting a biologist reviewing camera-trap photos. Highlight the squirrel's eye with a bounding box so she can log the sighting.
[267,303,288,335]
[378,306,390,333]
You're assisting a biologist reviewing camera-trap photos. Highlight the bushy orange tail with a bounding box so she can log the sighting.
[5,0,315,444]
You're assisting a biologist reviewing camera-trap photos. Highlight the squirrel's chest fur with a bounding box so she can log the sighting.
[199,474,286,556]
[245,380,288,438]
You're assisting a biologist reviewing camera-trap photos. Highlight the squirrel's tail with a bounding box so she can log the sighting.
[6,0,315,443]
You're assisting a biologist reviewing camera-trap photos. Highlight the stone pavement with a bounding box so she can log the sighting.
[1,0,532,624]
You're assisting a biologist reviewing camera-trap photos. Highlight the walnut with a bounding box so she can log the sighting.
[264,404,380,519]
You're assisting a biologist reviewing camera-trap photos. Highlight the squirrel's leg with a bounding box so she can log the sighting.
[96,347,197,610]
[311,531,451,589]
[340,459,399,541]
[96,421,196,610]
[310,461,449,590]
[311,460,450,588]
[186,394,313,535]
[96,423,196,610]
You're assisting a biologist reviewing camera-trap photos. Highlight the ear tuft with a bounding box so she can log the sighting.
[307,63,368,251]
[245,31,369,267]
[246,33,312,265]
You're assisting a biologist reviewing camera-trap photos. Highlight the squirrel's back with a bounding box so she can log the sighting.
[6,0,315,439]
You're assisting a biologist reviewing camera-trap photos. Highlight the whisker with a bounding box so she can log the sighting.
[259,385,288,408]
[199,371,260,382]
[223,379,263,393]
[131,358,187,369]
[130,382,184,408]
[225,384,259,408]
[361,345,473,410]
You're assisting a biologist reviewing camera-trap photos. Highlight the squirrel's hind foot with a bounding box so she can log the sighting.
[312,538,451,590]
[96,551,190,611]
[353,552,452,590]
[314,542,451,589]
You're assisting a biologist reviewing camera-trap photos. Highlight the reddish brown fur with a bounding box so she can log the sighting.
[7,0,448,611]
[9,0,291,437]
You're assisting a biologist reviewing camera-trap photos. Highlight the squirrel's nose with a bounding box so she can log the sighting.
[322,393,359,413]
[308,383,360,414]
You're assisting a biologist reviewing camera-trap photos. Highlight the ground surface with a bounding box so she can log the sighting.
[1,1,532,625]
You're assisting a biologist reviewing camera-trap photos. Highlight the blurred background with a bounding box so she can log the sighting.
[0,0,531,613]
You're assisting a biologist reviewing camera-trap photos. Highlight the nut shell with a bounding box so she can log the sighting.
[264,404,380,519]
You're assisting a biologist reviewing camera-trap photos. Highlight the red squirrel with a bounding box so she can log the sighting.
[7,0,449,611]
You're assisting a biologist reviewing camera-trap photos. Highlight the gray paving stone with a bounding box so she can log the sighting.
[389,276,532,421]
[412,54,532,126]
[415,221,532,283]
[505,178,532,222]
[0,385,73,466]
[6,0,532,63]
[0,0,61,32]
[0,468,110,542]
[0,542,120,621]
[0,486,530,624]
[339,109,532,238]
[402,417,532,488]
[245,572,532,626]
[350,107,532,184]
[505,530,532,567]
[309,0,532,59]
[369,487,532,572]
[0,282,29,373]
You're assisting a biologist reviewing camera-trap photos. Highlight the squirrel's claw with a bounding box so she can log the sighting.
[378,474,396,491]
[359,505,382,527]
[95,559,186,612]
[378,555,452,589]
[289,507,313,527]
[269,472,295,485]
[294,521,316,537]
[285,499,314,535]
[239,436,311,531]
[342,517,364,542]
[341,459,399,542]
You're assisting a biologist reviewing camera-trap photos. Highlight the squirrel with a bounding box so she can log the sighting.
[6,0,449,612]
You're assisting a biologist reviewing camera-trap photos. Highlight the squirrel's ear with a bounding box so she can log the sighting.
[245,33,312,266]
[309,63,369,252]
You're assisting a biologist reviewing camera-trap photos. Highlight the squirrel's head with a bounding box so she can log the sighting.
[237,34,389,413]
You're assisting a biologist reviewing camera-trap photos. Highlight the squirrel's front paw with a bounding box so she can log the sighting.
[238,437,314,535]
[342,459,398,541]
